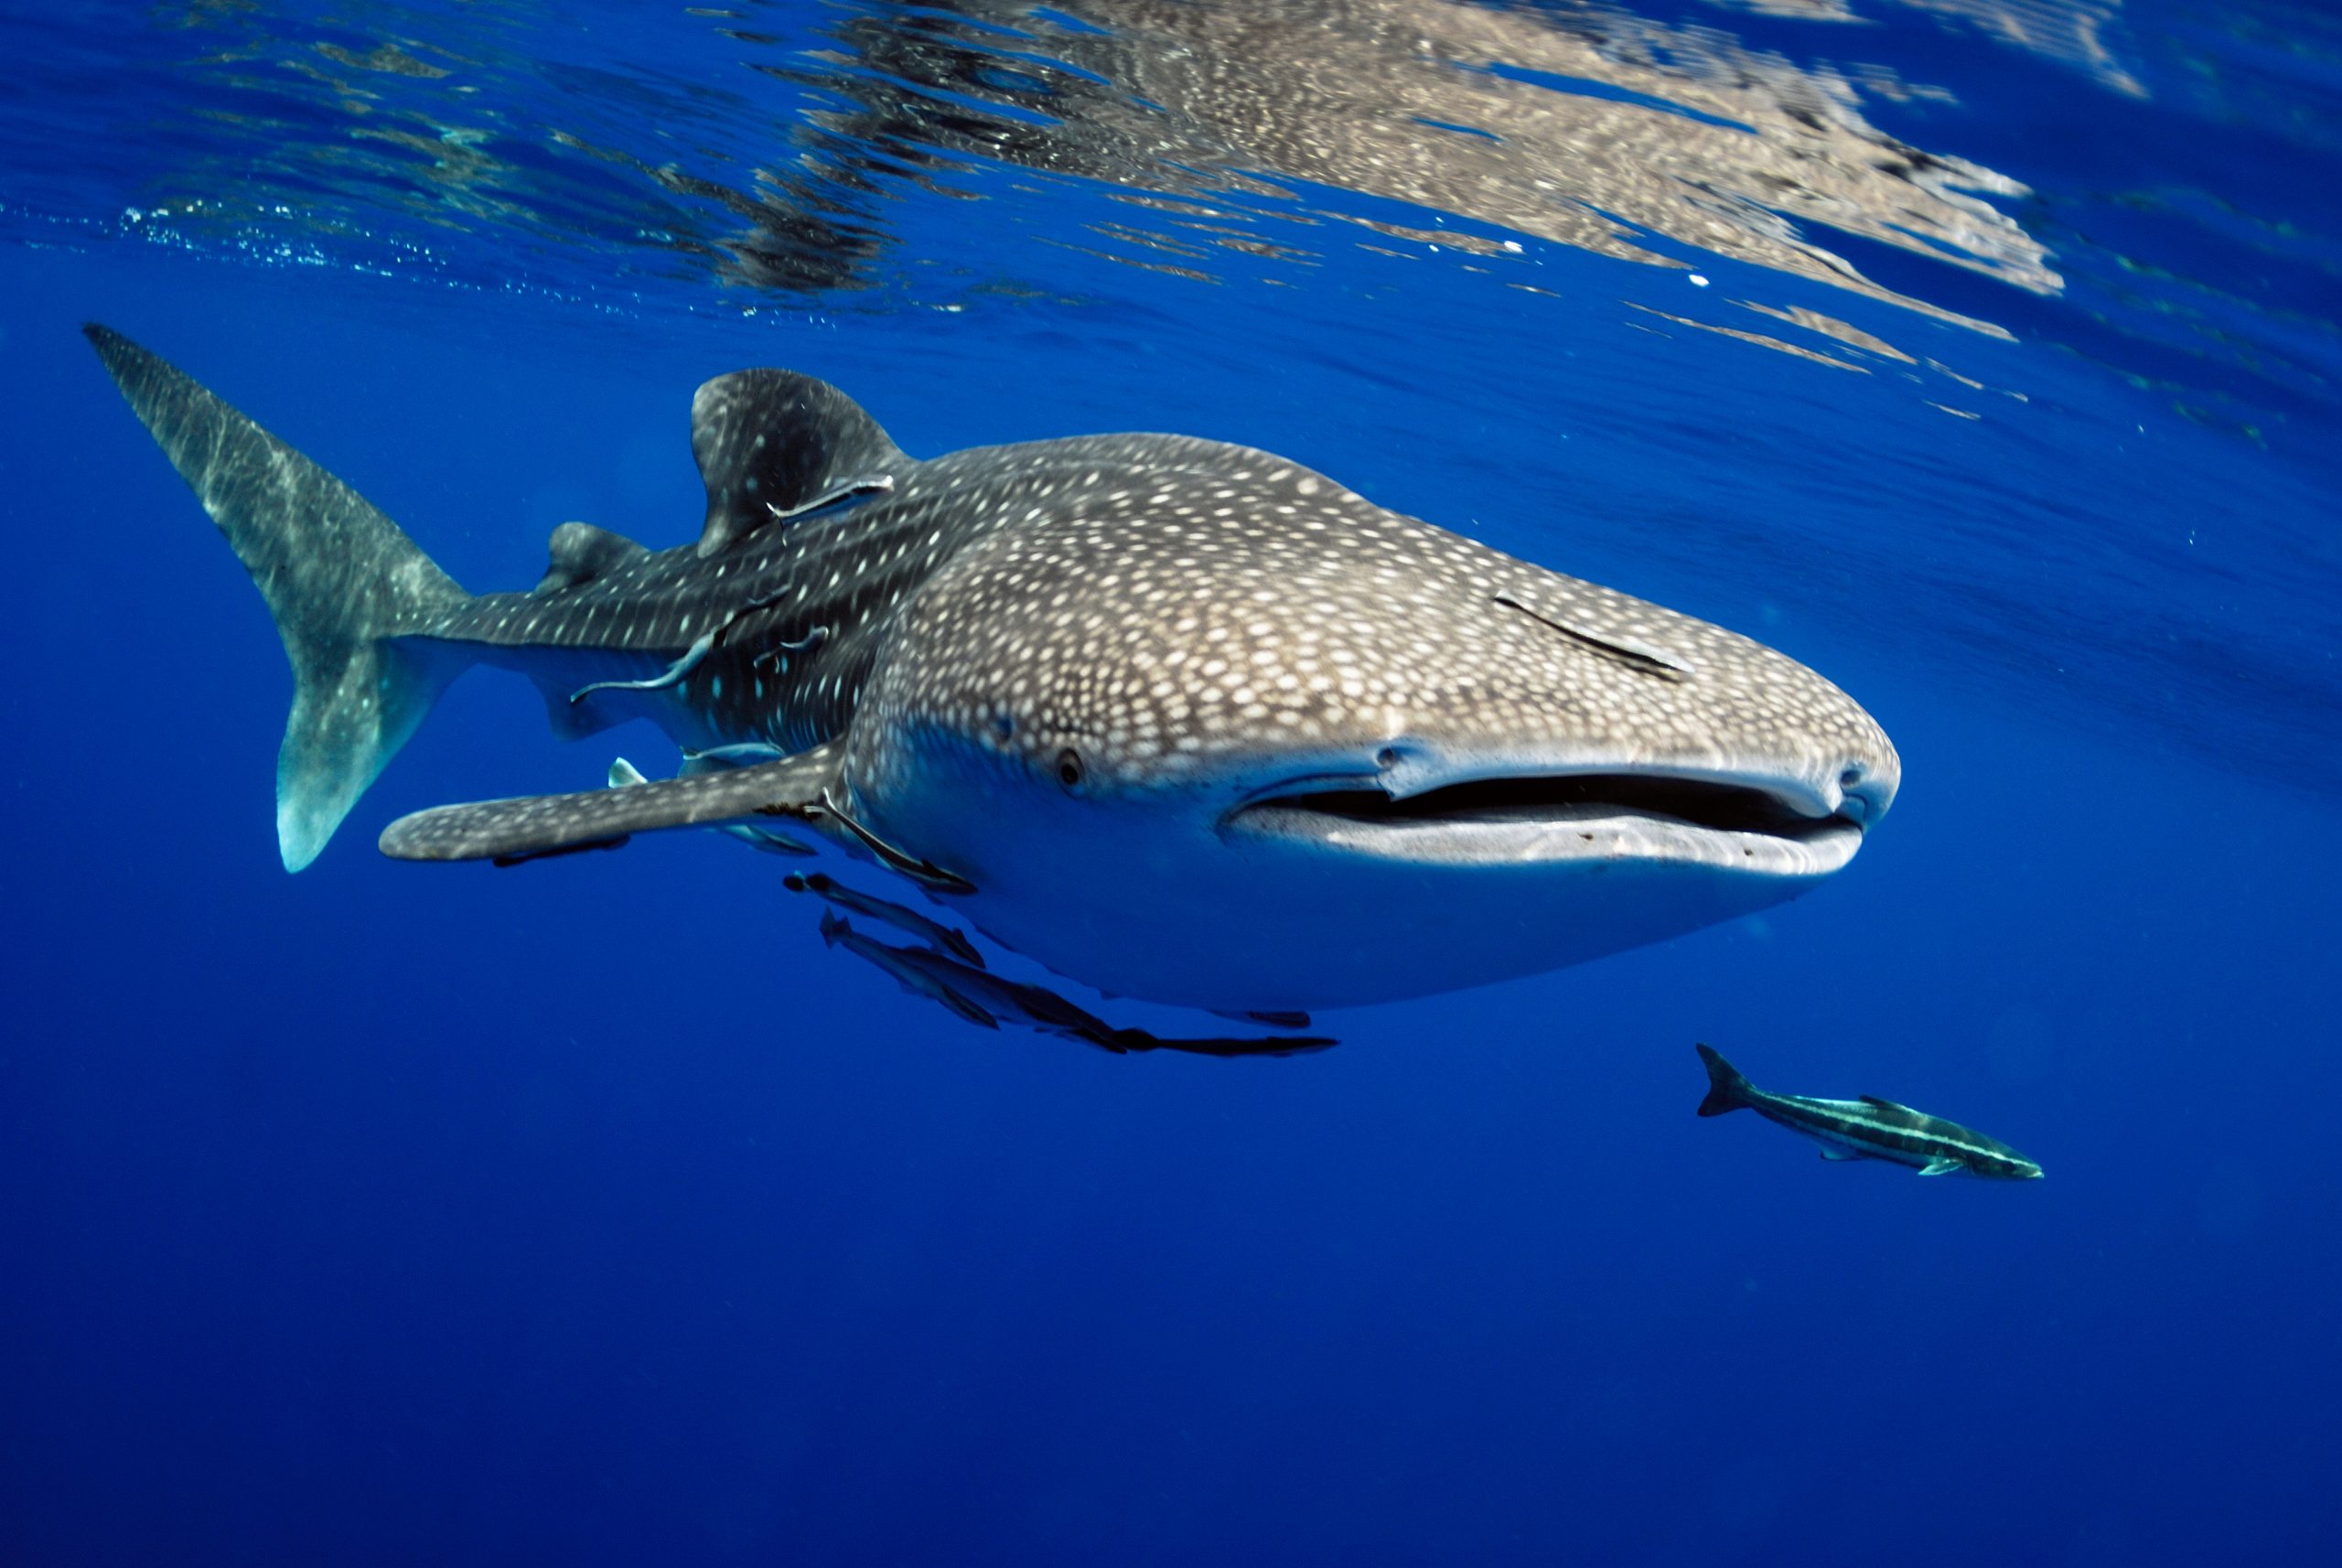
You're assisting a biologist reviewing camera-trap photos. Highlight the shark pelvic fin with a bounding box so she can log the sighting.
[689,368,908,557]
[380,740,846,864]
[86,324,473,871]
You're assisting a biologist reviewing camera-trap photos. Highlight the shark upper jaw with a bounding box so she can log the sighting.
[1218,757,1879,876]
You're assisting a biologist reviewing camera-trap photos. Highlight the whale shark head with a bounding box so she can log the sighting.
[842,435,1898,1010]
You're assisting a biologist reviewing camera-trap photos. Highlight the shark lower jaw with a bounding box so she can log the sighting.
[1219,770,1867,876]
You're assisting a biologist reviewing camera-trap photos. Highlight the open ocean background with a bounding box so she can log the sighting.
[3,2,2337,1563]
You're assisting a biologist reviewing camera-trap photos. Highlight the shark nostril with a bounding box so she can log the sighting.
[1833,767,1891,828]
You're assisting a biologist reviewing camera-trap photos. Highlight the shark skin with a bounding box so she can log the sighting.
[88,324,1900,1015]
[1695,1045,2044,1179]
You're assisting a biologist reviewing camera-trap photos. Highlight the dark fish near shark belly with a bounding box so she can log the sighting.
[87,323,1900,1015]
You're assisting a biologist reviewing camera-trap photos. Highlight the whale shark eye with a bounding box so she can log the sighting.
[1056,748,1084,789]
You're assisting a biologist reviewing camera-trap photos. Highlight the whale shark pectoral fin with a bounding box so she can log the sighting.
[611,753,816,856]
[1918,1157,1962,1176]
[380,741,846,864]
[1819,1146,1863,1161]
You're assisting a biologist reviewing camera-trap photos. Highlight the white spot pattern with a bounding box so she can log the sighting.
[428,402,1895,828]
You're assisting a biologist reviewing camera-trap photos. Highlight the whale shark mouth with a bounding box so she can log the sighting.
[1221,772,1865,875]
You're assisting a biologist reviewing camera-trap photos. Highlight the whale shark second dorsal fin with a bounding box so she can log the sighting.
[534,521,649,593]
[690,368,908,558]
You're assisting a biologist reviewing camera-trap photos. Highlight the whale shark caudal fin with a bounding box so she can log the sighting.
[1695,1043,1756,1117]
[85,325,474,871]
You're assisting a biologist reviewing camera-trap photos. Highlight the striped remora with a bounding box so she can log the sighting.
[1695,1045,2043,1179]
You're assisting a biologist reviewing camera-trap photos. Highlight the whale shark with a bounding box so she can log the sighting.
[87,324,1898,1014]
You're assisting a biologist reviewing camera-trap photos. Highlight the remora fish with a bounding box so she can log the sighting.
[816,909,1003,1032]
[786,871,987,968]
[1694,1045,2042,1179]
[817,913,1332,1057]
[87,325,1898,1013]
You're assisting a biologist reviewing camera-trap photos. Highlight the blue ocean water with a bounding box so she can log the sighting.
[2,1,2337,1562]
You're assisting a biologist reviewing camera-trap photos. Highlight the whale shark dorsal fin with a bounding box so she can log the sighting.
[690,369,908,558]
[1860,1094,1917,1114]
[379,740,846,864]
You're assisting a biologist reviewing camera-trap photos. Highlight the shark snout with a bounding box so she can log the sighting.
[1828,749,1900,827]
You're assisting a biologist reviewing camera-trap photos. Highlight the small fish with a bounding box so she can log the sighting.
[818,909,1001,1032]
[819,913,1334,1058]
[1694,1044,2042,1179]
[785,871,986,968]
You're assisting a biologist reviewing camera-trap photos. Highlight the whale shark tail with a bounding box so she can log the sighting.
[85,325,474,871]
[1695,1043,1756,1117]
